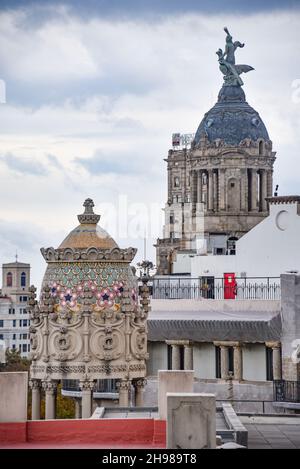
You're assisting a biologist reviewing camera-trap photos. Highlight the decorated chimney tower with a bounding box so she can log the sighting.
[29,199,148,419]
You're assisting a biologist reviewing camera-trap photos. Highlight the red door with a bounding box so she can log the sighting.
[224,273,236,299]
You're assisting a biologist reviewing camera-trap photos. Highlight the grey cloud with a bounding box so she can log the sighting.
[74,150,141,176]
[47,153,63,169]
[0,153,48,176]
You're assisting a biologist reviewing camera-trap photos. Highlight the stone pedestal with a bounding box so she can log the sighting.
[30,379,41,420]
[167,393,216,449]
[80,381,94,419]
[0,372,28,422]
[158,370,194,420]
[184,343,193,370]
[117,380,131,407]
[134,379,146,407]
[42,381,57,420]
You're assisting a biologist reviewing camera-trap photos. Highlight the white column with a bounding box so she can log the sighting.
[273,345,282,380]
[117,380,131,407]
[171,344,181,370]
[267,170,273,197]
[197,171,202,204]
[184,343,193,370]
[251,169,258,211]
[213,170,218,211]
[208,169,214,211]
[134,379,147,407]
[30,379,41,420]
[219,169,226,210]
[80,380,94,418]
[240,168,248,211]
[42,380,57,420]
[261,170,268,211]
[220,346,229,380]
[233,344,243,381]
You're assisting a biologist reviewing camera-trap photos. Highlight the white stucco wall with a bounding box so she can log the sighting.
[190,201,300,279]
[172,252,192,274]
[147,342,168,376]
[193,343,216,379]
[243,344,267,381]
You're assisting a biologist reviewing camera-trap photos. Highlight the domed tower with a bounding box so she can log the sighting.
[29,199,149,419]
[156,27,276,274]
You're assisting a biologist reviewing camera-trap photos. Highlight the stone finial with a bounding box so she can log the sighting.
[77,198,101,225]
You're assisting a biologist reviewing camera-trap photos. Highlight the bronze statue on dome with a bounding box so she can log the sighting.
[216,27,254,86]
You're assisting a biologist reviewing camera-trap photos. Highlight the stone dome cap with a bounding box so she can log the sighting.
[58,198,118,250]
[194,85,270,146]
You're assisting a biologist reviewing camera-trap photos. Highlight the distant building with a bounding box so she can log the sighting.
[155,29,276,275]
[169,196,300,284]
[0,260,31,357]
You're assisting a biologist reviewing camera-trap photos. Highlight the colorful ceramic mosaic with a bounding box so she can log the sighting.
[42,262,138,309]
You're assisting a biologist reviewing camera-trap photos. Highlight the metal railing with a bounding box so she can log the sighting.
[273,380,300,403]
[62,379,117,393]
[151,277,281,300]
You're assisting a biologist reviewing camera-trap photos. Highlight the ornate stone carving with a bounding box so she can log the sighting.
[79,380,95,391]
[40,246,137,263]
[133,378,147,389]
[116,380,131,391]
[46,365,86,373]
[42,380,58,393]
[29,379,41,390]
[129,364,146,372]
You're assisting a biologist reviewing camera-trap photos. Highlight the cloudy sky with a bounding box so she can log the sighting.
[0,0,299,288]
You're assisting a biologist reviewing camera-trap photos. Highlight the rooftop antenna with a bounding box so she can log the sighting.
[274,184,279,197]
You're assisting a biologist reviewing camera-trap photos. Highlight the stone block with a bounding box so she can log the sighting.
[0,372,28,422]
[167,392,216,449]
[158,370,194,420]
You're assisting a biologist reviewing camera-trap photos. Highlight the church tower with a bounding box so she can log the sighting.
[155,28,276,274]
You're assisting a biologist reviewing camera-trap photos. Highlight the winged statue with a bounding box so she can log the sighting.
[216,27,254,86]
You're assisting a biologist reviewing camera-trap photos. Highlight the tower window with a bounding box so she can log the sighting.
[21,272,26,287]
[7,272,12,287]
[174,177,180,187]
[259,140,264,155]
[230,182,235,188]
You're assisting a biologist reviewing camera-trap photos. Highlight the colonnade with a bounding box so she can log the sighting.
[166,340,282,381]
[190,168,272,212]
[30,378,147,420]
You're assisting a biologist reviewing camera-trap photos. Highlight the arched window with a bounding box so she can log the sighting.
[259,140,264,155]
[7,272,13,287]
[174,177,180,187]
[21,272,26,287]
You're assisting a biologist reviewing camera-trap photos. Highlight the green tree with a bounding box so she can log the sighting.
[0,348,30,372]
